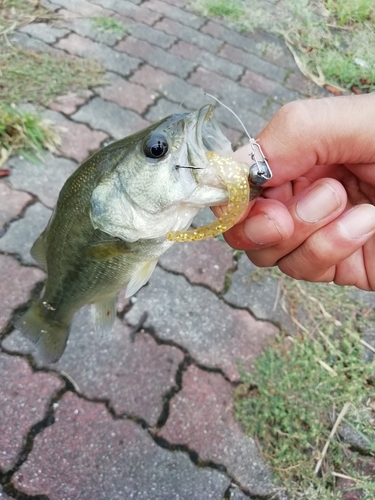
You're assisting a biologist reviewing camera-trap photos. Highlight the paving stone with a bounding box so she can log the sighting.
[56,33,140,77]
[0,204,51,266]
[125,267,278,381]
[201,22,260,55]
[169,40,244,80]
[42,109,108,163]
[58,13,126,46]
[115,36,196,79]
[284,71,329,97]
[219,44,287,82]
[12,308,184,425]
[159,365,275,496]
[91,0,161,24]
[95,72,155,114]
[0,354,63,471]
[262,99,282,121]
[12,392,230,499]
[48,90,94,115]
[241,70,300,102]
[18,22,69,44]
[159,239,235,293]
[0,256,45,332]
[230,487,253,499]
[0,182,32,233]
[254,36,295,70]
[40,0,62,10]
[50,0,112,16]
[9,32,63,57]
[7,153,77,208]
[71,97,150,140]
[155,18,222,52]
[127,20,176,48]
[224,254,295,335]
[142,0,205,29]
[145,98,191,122]
[188,67,267,117]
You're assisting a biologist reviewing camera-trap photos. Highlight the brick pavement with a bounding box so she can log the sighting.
[0,0,343,498]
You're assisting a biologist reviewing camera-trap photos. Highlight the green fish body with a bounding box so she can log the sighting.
[16,106,235,363]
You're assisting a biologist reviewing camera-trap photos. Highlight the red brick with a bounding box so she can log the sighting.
[12,392,229,497]
[0,255,45,332]
[113,9,160,27]
[0,182,32,232]
[48,90,93,115]
[129,64,175,91]
[241,69,282,95]
[219,44,252,67]
[169,40,204,61]
[159,365,275,495]
[0,354,63,471]
[285,72,315,96]
[159,239,234,293]
[188,67,233,95]
[96,74,155,113]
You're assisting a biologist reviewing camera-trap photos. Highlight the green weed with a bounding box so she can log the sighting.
[235,268,375,499]
[0,104,60,167]
[190,0,375,92]
[91,16,126,35]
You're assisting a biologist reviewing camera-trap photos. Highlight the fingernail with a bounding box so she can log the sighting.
[338,204,375,238]
[296,182,341,223]
[244,212,282,245]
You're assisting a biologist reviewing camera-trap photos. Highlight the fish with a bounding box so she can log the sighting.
[16,105,260,363]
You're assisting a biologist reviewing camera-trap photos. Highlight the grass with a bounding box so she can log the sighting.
[0,104,60,167]
[234,268,375,499]
[0,0,106,161]
[91,16,127,35]
[190,0,375,93]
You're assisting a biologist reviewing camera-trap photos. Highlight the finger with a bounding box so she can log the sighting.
[233,94,375,186]
[277,204,375,286]
[222,198,294,250]
[245,179,347,265]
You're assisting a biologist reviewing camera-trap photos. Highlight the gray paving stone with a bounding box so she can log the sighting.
[0,203,51,265]
[145,98,191,122]
[12,392,230,499]
[18,22,69,44]
[9,31,61,55]
[115,36,196,79]
[7,308,184,426]
[7,152,77,208]
[142,0,205,29]
[230,487,253,499]
[159,365,276,496]
[71,97,149,140]
[128,21,176,49]
[40,0,62,10]
[0,255,45,333]
[224,254,296,335]
[202,22,260,55]
[155,18,222,52]
[0,354,63,472]
[59,15,126,46]
[49,0,111,16]
[91,0,160,23]
[56,33,140,77]
[125,267,278,381]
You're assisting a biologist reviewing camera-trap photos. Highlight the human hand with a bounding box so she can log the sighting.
[224,93,375,290]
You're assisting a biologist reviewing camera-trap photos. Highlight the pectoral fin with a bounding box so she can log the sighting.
[91,295,117,337]
[86,240,131,260]
[125,259,158,298]
[31,232,47,270]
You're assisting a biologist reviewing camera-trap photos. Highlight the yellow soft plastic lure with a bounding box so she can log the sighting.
[167,151,254,242]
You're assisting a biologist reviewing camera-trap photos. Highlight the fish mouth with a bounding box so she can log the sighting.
[186,105,233,167]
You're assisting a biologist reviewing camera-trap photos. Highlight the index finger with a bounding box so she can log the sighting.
[233,94,375,186]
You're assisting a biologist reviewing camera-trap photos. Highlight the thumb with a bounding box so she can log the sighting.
[233,94,375,187]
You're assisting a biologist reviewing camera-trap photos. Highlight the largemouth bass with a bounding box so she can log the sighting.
[16,105,259,363]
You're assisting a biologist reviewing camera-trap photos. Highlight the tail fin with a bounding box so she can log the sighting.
[15,300,70,364]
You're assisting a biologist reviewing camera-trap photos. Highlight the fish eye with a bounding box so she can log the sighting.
[143,134,169,160]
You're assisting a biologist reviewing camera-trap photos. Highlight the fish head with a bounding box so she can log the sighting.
[90,105,237,242]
